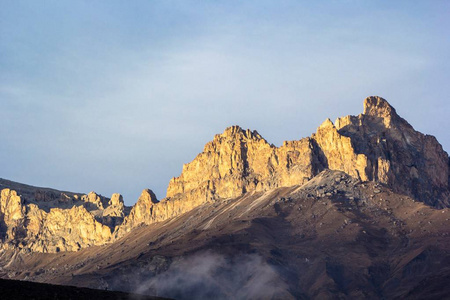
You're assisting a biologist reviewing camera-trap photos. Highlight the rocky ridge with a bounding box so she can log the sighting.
[0,180,128,252]
[0,96,448,253]
[166,96,449,208]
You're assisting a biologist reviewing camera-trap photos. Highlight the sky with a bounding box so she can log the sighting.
[1,1,449,205]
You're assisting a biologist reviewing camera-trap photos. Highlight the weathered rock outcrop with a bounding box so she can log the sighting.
[113,96,449,239]
[0,181,128,253]
[116,189,158,236]
[116,97,446,240]
[24,204,112,252]
[80,192,108,210]
[166,127,325,201]
[330,97,449,207]
[0,189,26,241]
[166,96,449,207]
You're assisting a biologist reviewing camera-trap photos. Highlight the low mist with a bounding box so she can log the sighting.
[131,251,289,300]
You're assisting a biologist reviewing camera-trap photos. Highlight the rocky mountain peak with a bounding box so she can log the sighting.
[205,125,268,152]
[139,189,158,204]
[0,189,26,241]
[114,189,158,237]
[363,96,397,118]
[167,96,449,208]
[319,118,335,129]
[362,96,403,129]
[220,125,264,140]
[103,193,125,220]
[108,193,124,207]
[81,191,106,210]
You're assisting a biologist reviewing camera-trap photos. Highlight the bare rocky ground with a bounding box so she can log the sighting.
[1,170,448,299]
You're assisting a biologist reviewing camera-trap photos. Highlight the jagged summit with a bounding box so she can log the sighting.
[319,118,335,129]
[139,189,159,204]
[115,189,158,236]
[363,96,397,118]
[206,125,269,151]
[221,125,263,139]
[108,193,124,207]
[168,96,449,208]
[0,180,129,252]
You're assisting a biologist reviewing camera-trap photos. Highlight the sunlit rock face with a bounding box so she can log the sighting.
[0,189,26,241]
[115,189,158,236]
[332,96,449,207]
[0,185,122,253]
[165,126,328,202]
[25,205,112,252]
[166,96,449,208]
[115,96,449,239]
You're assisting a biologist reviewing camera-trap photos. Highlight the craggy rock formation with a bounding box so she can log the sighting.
[116,189,158,236]
[100,193,127,229]
[115,96,448,238]
[115,188,215,237]
[1,96,448,252]
[167,96,449,208]
[101,193,126,218]
[80,192,108,210]
[166,127,325,200]
[24,205,112,252]
[331,97,449,207]
[0,189,26,242]
[0,181,127,253]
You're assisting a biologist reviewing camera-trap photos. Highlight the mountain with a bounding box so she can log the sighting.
[0,96,449,299]
[166,96,449,208]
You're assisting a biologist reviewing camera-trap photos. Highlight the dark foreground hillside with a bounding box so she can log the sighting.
[0,278,167,300]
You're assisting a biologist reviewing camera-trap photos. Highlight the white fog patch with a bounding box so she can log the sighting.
[133,251,289,300]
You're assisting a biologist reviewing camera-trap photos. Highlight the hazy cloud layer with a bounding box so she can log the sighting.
[133,252,289,299]
[1,1,449,204]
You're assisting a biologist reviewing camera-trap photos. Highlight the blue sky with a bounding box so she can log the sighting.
[1,1,449,205]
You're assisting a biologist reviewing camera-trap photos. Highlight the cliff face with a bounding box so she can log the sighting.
[1,96,448,252]
[0,181,127,253]
[0,189,26,242]
[332,97,449,207]
[121,96,447,240]
[24,205,112,252]
[166,127,327,200]
[115,189,158,236]
[166,96,449,208]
